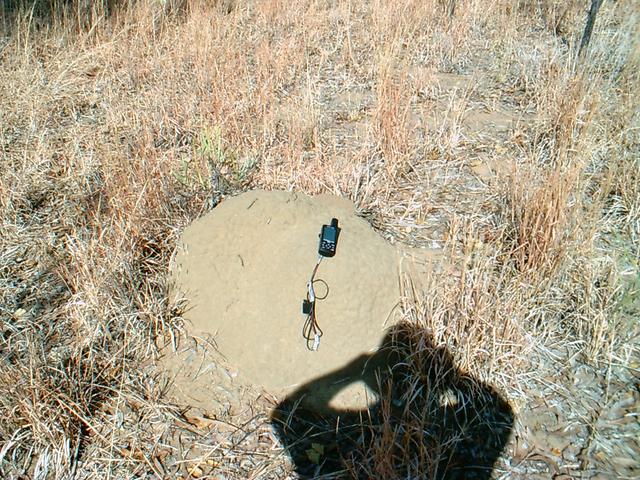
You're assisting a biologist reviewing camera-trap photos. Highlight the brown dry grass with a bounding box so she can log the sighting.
[1,0,638,478]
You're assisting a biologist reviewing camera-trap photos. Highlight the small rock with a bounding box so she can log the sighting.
[528,430,570,455]
[546,432,571,452]
[530,409,559,431]
[562,443,581,463]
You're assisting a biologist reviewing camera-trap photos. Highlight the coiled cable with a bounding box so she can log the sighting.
[303,256,329,350]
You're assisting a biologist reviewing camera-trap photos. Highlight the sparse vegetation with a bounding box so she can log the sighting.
[1,0,638,478]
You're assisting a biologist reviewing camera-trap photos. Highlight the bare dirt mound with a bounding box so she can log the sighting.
[169,190,405,410]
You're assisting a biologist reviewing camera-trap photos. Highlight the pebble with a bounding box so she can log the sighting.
[562,442,581,463]
[530,409,559,431]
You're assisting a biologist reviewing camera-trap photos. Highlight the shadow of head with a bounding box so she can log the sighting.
[270,322,514,479]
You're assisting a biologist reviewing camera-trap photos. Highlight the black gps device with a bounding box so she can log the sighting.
[318,218,340,257]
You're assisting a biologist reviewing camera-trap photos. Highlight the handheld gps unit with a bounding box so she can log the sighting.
[318,218,340,257]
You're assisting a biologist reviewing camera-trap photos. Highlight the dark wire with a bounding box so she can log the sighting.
[303,304,323,350]
[302,279,329,350]
[302,259,329,350]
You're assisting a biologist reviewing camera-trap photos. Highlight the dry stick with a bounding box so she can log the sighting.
[446,0,456,18]
[437,0,455,19]
[578,0,604,58]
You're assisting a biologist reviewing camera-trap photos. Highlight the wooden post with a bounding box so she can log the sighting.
[579,0,604,57]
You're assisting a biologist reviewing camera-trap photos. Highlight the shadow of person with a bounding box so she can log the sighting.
[270,321,514,479]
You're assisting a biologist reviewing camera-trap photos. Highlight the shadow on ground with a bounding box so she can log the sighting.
[1,0,200,34]
[271,321,514,479]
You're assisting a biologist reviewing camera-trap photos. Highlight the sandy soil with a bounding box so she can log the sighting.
[168,190,439,410]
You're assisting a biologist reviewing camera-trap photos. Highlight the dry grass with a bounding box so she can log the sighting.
[1,0,638,478]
